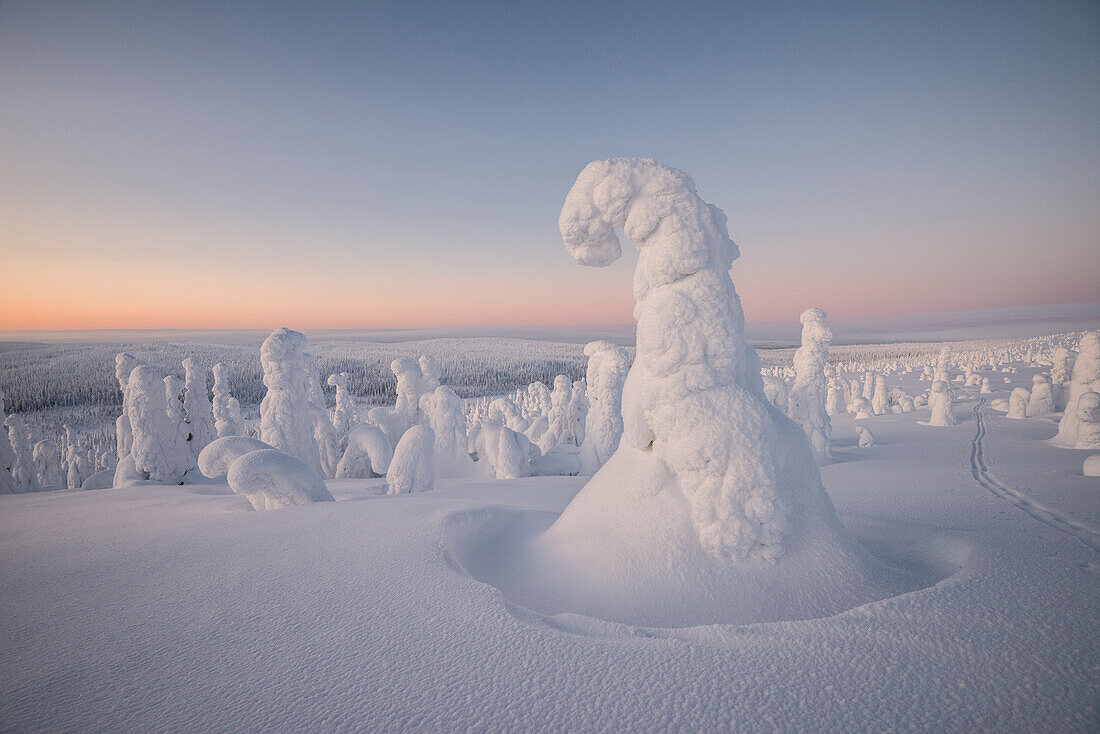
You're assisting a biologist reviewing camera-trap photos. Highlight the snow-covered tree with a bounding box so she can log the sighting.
[327,372,355,442]
[182,358,216,457]
[1051,347,1076,386]
[851,396,875,420]
[63,426,91,489]
[5,414,37,492]
[387,424,434,494]
[259,328,322,475]
[471,423,533,479]
[567,380,588,447]
[1026,375,1054,417]
[1073,392,1100,450]
[928,380,956,426]
[127,365,192,484]
[335,423,392,479]
[871,375,888,415]
[1054,332,1100,446]
[32,439,64,489]
[855,425,874,448]
[198,436,274,480]
[304,353,340,478]
[538,375,574,453]
[420,385,476,477]
[934,346,951,384]
[763,375,789,410]
[1007,387,1030,419]
[211,362,242,437]
[227,448,334,511]
[787,307,833,462]
[579,340,630,473]
[546,157,879,569]
[114,353,140,458]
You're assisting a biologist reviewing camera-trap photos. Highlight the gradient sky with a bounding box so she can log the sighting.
[2,0,1098,331]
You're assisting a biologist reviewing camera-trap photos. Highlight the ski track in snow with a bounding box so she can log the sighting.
[969,397,1100,553]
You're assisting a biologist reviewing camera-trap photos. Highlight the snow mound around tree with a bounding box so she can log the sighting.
[453,158,915,627]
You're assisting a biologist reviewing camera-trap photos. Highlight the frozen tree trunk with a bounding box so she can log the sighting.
[787,308,833,463]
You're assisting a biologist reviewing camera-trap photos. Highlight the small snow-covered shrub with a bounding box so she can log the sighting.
[1007,388,1030,419]
[852,397,875,420]
[856,425,874,448]
[198,436,275,480]
[227,448,334,511]
[335,423,393,479]
[1074,392,1100,450]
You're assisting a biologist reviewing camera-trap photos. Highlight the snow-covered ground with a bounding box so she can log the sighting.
[1,362,1097,732]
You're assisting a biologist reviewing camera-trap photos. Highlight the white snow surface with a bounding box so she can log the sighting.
[1,364,1097,730]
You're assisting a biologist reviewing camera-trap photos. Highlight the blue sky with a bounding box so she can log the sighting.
[1,0,1097,329]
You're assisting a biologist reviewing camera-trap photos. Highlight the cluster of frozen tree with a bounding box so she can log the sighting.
[56,326,632,510]
[0,388,120,494]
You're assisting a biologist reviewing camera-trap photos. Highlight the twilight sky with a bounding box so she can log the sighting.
[1,0,1098,331]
